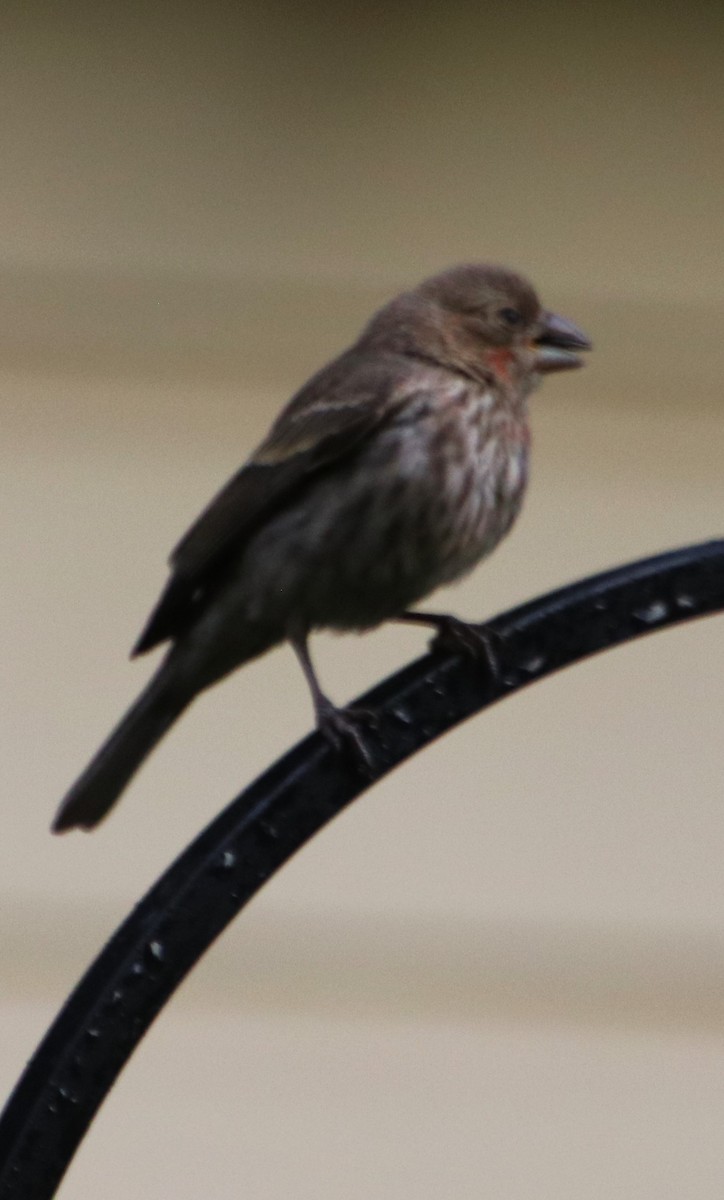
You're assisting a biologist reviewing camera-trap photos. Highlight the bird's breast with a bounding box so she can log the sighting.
[231,375,531,634]
[422,378,529,495]
[401,379,530,582]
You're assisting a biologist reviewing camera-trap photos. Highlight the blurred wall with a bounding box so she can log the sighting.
[2,4,724,1198]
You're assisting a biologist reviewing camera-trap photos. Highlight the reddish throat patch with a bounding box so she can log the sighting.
[487,347,514,384]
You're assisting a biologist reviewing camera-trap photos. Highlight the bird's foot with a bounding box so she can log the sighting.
[430,616,503,679]
[401,611,504,680]
[316,700,380,774]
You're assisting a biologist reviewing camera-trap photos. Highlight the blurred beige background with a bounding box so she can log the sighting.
[3,2,724,1196]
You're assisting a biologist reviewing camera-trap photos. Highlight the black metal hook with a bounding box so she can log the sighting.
[1,539,723,1199]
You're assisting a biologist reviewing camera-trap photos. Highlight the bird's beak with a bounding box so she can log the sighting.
[533,311,592,372]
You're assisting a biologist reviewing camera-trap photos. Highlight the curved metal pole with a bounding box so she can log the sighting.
[1,539,723,1199]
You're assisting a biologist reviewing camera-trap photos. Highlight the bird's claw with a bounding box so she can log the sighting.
[316,703,380,774]
[429,616,503,679]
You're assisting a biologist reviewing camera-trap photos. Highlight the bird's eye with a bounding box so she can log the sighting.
[498,307,523,326]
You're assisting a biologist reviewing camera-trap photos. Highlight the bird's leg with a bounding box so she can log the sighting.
[397,610,503,679]
[290,633,378,770]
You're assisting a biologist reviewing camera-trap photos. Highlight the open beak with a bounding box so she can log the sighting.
[534,311,592,372]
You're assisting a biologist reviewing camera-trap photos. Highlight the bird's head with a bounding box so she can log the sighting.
[417,263,592,385]
[363,264,591,388]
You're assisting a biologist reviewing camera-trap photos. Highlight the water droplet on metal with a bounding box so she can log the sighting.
[259,819,281,840]
[633,599,668,625]
[147,940,165,962]
[210,847,238,877]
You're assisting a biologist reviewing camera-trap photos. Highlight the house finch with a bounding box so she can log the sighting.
[52,264,590,833]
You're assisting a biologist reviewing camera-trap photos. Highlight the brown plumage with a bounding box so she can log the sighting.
[52,264,590,833]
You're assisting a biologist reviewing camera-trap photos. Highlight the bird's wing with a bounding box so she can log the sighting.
[132,352,409,654]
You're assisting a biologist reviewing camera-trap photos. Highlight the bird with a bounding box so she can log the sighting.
[52,263,591,833]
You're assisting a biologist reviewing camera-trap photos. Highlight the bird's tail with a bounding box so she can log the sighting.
[52,665,193,833]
